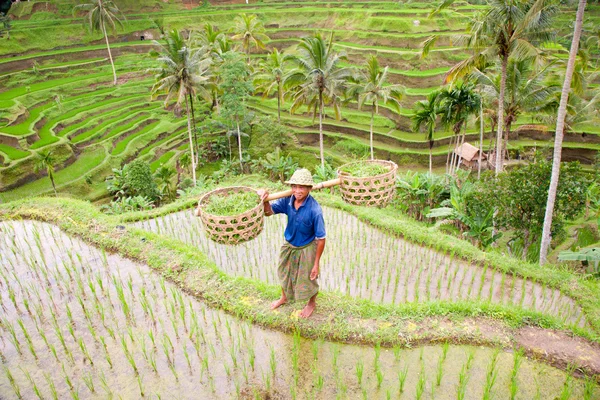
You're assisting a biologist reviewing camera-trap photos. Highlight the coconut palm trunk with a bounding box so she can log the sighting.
[445,134,455,174]
[495,56,508,174]
[237,119,244,172]
[185,96,197,185]
[49,172,57,196]
[370,102,375,160]
[188,92,199,165]
[539,0,587,264]
[319,91,325,168]
[277,82,282,123]
[99,0,117,86]
[428,142,433,175]
[478,101,483,179]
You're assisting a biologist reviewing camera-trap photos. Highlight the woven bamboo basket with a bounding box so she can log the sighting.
[337,160,397,207]
[196,186,264,245]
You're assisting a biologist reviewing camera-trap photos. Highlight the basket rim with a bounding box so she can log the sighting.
[197,186,263,220]
[337,159,398,179]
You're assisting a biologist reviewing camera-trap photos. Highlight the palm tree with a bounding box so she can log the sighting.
[435,0,556,174]
[231,14,269,64]
[154,165,176,203]
[254,48,291,123]
[412,91,440,174]
[539,0,587,264]
[354,55,404,160]
[288,33,353,168]
[34,151,58,196]
[470,57,558,165]
[150,29,212,186]
[74,0,124,85]
[438,82,480,175]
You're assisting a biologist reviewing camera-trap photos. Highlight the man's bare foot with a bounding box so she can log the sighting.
[270,297,287,310]
[300,299,316,318]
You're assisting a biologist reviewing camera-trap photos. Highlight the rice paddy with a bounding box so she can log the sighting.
[133,207,587,328]
[0,219,597,399]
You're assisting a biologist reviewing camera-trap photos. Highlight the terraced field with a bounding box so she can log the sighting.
[1,218,597,399]
[1,0,598,200]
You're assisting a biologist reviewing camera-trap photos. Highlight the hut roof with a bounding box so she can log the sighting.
[454,142,485,162]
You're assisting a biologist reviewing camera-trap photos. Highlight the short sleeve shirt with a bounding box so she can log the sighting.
[271,194,326,247]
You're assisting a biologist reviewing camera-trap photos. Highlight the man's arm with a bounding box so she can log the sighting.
[310,238,325,280]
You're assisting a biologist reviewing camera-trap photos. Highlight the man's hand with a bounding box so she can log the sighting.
[256,189,269,202]
[310,264,319,280]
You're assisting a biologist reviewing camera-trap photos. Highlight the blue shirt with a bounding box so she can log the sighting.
[271,194,326,247]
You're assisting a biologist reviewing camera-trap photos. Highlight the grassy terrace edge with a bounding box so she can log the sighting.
[0,186,598,347]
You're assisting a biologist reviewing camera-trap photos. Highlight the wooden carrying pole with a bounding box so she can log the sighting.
[265,178,341,202]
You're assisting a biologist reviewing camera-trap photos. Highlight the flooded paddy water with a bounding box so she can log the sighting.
[133,207,586,328]
[0,220,597,399]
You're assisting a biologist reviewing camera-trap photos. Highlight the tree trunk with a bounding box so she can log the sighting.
[100,10,117,86]
[429,142,433,175]
[49,172,57,196]
[522,230,531,260]
[188,93,199,166]
[478,101,483,179]
[370,103,375,160]
[495,55,508,174]
[445,134,455,175]
[184,96,197,185]
[539,0,587,265]
[237,118,244,172]
[456,123,466,174]
[319,91,325,169]
[277,84,281,123]
[504,120,511,163]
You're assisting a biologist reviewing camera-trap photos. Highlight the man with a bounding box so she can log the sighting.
[257,168,326,318]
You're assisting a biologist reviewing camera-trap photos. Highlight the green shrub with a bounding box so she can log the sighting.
[124,160,159,202]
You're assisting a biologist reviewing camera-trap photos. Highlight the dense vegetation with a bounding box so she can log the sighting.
[1,0,600,397]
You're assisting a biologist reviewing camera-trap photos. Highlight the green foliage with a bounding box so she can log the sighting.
[395,171,448,220]
[100,195,153,215]
[219,52,253,121]
[313,163,337,183]
[154,165,176,203]
[339,161,389,178]
[475,160,589,260]
[254,147,298,183]
[124,160,159,202]
[0,13,11,39]
[203,190,259,216]
[332,139,369,159]
[249,116,297,158]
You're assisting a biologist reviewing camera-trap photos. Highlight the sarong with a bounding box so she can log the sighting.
[278,241,319,302]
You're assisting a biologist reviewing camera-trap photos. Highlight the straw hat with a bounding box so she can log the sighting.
[285,168,314,187]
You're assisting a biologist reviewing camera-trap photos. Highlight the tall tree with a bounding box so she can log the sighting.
[354,55,405,160]
[150,29,212,186]
[435,0,556,174]
[539,0,587,264]
[219,51,253,172]
[231,14,269,64]
[438,82,480,175]
[470,57,558,156]
[255,48,291,123]
[412,91,440,174]
[74,0,124,85]
[288,33,353,168]
[34,151,58,196]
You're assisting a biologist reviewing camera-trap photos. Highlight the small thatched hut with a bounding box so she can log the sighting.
[453,142,487,170]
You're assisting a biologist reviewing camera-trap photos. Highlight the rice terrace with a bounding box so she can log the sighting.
[1,0,600,398]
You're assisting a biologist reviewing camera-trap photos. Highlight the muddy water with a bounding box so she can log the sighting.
[133,208,586,328]
[0,220,595,399]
